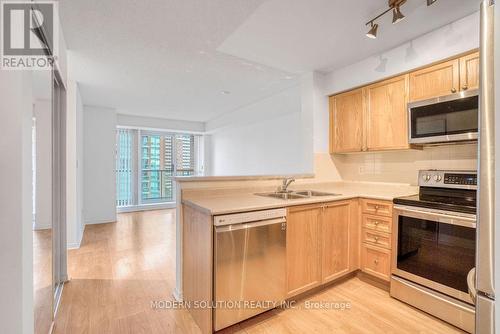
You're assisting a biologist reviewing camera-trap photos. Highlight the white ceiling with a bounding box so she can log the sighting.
[59,0,480,122]
[218,0,480,73]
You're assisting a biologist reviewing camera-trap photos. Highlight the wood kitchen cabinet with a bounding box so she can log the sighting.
[365,75,409,151]
[409,58,460,102]
[409,51,479,102]
[460,52,480,91]
[321,200,359,283]
[360,198,393,282]
[329,89,364,153]
[286,204,322,297]
[329,76,410,154]
[329,50,479,154]
[286,200,359,296]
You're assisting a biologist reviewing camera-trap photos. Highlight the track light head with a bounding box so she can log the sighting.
[392,6,405,24]
[427,0,437,5]
[366,22,378,39]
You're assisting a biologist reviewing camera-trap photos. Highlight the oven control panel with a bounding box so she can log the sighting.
[418,170,477,189]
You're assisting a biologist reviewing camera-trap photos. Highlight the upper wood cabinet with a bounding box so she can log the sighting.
[409,51,479,102]
[460,52,480,91]
[286,204,322,297]
[409,58,459,102]
[365,75,409,151]
[329,50,479,153]
[329,89,364,153]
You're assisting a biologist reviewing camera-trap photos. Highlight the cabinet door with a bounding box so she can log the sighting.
[286,205,321,297]
[365,75,409,151]
[321,201,356,283]
[460,52,479,91]
[409,58,459,102]
[329,89,364,153]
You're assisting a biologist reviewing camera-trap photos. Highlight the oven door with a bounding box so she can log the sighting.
[392,205,476,304]
[408,90,479,144]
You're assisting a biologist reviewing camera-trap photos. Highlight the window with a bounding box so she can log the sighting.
[116,128,199,208]
[116,128,136,207]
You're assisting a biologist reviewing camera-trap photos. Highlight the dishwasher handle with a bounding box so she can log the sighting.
[215,217,286,233]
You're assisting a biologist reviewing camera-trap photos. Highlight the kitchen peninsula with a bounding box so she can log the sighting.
[175,176,418,333]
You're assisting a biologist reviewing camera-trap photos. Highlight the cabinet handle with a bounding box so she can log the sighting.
[462,85,468,90]
[374,205,379,210]
[374,221,379,226]
[374,236,379,242]
[374,259,379,265]
[451,88,457,93]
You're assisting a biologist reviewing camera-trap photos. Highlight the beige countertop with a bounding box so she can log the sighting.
[182,181,418,215]
[173,173,314,182]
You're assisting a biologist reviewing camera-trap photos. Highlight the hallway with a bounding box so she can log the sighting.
[53,209,199,333]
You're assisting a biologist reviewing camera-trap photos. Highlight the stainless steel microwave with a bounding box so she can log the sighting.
[408,90,479,144]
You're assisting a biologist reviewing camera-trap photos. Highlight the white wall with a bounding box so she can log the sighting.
[66,68,85,248]
[33,99,52,230]
[207,84,312,176]
[83,106,117,224]
[117,113,204,133]
[0,71,34,334]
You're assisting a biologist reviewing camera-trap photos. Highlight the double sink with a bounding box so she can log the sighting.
[255,190,341,200]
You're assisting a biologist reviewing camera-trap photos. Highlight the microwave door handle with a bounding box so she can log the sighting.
[467,267,477,304]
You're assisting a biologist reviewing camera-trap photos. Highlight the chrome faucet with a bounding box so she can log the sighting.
[278,178,295,192]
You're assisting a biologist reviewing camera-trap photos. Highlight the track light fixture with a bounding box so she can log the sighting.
[392,6,405,24]
[366,22,379,39]
[364,0,407,39]
[427,0,437,6]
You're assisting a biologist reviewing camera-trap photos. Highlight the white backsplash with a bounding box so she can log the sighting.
[327,143,478,185]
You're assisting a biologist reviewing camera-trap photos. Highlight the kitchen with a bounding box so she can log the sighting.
[174,2,496,334]
[3,0,498,333]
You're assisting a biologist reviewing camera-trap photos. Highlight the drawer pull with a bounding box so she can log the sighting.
[374,205,380,210]
[374,221,379,226]
[374,236,379,242]
[374,259,379,265]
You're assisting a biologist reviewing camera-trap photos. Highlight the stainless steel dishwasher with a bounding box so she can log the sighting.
[213,208,286,331]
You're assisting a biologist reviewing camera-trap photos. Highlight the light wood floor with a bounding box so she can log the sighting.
[53,209,464,334]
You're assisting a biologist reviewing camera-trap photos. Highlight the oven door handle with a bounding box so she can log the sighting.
[394,205,477,228]
[467,267,477,305]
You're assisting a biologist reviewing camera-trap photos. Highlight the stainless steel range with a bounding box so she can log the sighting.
[391,170,477,333]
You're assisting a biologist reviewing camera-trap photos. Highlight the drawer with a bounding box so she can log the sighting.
[361,244,391,281]
[362,229,391,249]
[362,214,392,234]
[361,199,392,217]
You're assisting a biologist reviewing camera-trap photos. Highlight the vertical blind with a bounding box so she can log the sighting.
[116,129,197,207]
[116,128,135,207]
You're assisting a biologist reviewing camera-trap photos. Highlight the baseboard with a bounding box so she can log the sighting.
[33,223,52,230]
[117,202,176,213]
[84,218,116,225]
[66,223,85,249]
[173,288,183,302]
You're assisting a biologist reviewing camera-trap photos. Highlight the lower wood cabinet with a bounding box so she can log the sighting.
[360,198,393,282]
[286,200,359,297]
[286,204,322,297]
[286,198,392,295]
[361,243,391,281]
